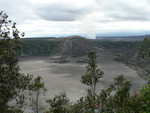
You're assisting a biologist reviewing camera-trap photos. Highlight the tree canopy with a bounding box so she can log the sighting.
[0,11,32,112]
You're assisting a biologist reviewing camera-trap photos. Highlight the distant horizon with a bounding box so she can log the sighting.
[1,0,150,39]
[23,32,150,39]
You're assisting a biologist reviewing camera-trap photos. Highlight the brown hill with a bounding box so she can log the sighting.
[58,35,93,56]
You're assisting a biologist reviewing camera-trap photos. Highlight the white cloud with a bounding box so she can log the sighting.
[1,0,150,38]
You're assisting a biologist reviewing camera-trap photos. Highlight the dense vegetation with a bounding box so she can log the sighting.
[14,38,141,57]
[1,12,150,113]
[16,39,60,57]
[93,40,141,51]
[137,37,150,59]
[0,11,32,112]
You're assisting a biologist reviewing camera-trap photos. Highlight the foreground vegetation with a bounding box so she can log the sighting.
[1,11,150,113]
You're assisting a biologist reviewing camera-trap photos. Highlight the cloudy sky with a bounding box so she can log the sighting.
[1,0,150,38]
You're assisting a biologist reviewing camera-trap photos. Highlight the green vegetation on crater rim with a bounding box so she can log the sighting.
[138,37,150,59]
[120,37,150,78]
[16,38,60,56]
[94,40,141,49]
[16,37,141,57]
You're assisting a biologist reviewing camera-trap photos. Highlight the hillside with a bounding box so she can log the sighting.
[92,40,141,53]
[58,35,92,56]
[120,37,150,78]
[16,35,94,57]
[16,36,142,57]
[16,38,60,56]
[137,38,150,59]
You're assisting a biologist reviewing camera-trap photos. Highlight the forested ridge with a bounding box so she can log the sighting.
[16,38,60,56]
[138,37,150,59]
[120,37,150,78]
[93,40,141,50]
[16,38,141,57]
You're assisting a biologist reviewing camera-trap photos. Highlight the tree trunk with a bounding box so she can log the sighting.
[36,92,39,113]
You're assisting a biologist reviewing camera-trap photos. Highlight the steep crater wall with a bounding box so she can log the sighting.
[120,37,150,78]
[59,36,93,56]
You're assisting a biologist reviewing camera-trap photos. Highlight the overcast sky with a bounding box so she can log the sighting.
[1,0,150,38]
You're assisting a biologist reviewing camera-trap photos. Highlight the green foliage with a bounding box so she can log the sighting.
[81,51,104,96]
[72,91,100,113]
[140,76,150,112]
[138,38,150,59]
[72,97,85,113]
[16,39,60,56]
[29,76,46,113]
[6,107,23,113]
[45,92,70,113]
[71,74,145,113]
[99,75,132,112]
[80,51,103,113]
[93,40,141,50]
[96,75,142,113]
[0,11,32,112]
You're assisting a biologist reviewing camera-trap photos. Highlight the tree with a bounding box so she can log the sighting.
[140,76,150,112]
[45,92,70,113]
[0,11,32,112]
[29,76,46,113]
[98,75,132,112]
[97,75,143,113]
[80,51,104,113]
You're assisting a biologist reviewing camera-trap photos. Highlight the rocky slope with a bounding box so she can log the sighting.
[58,35,93,56]
[17,35,96,57]
[120,38,150,79]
